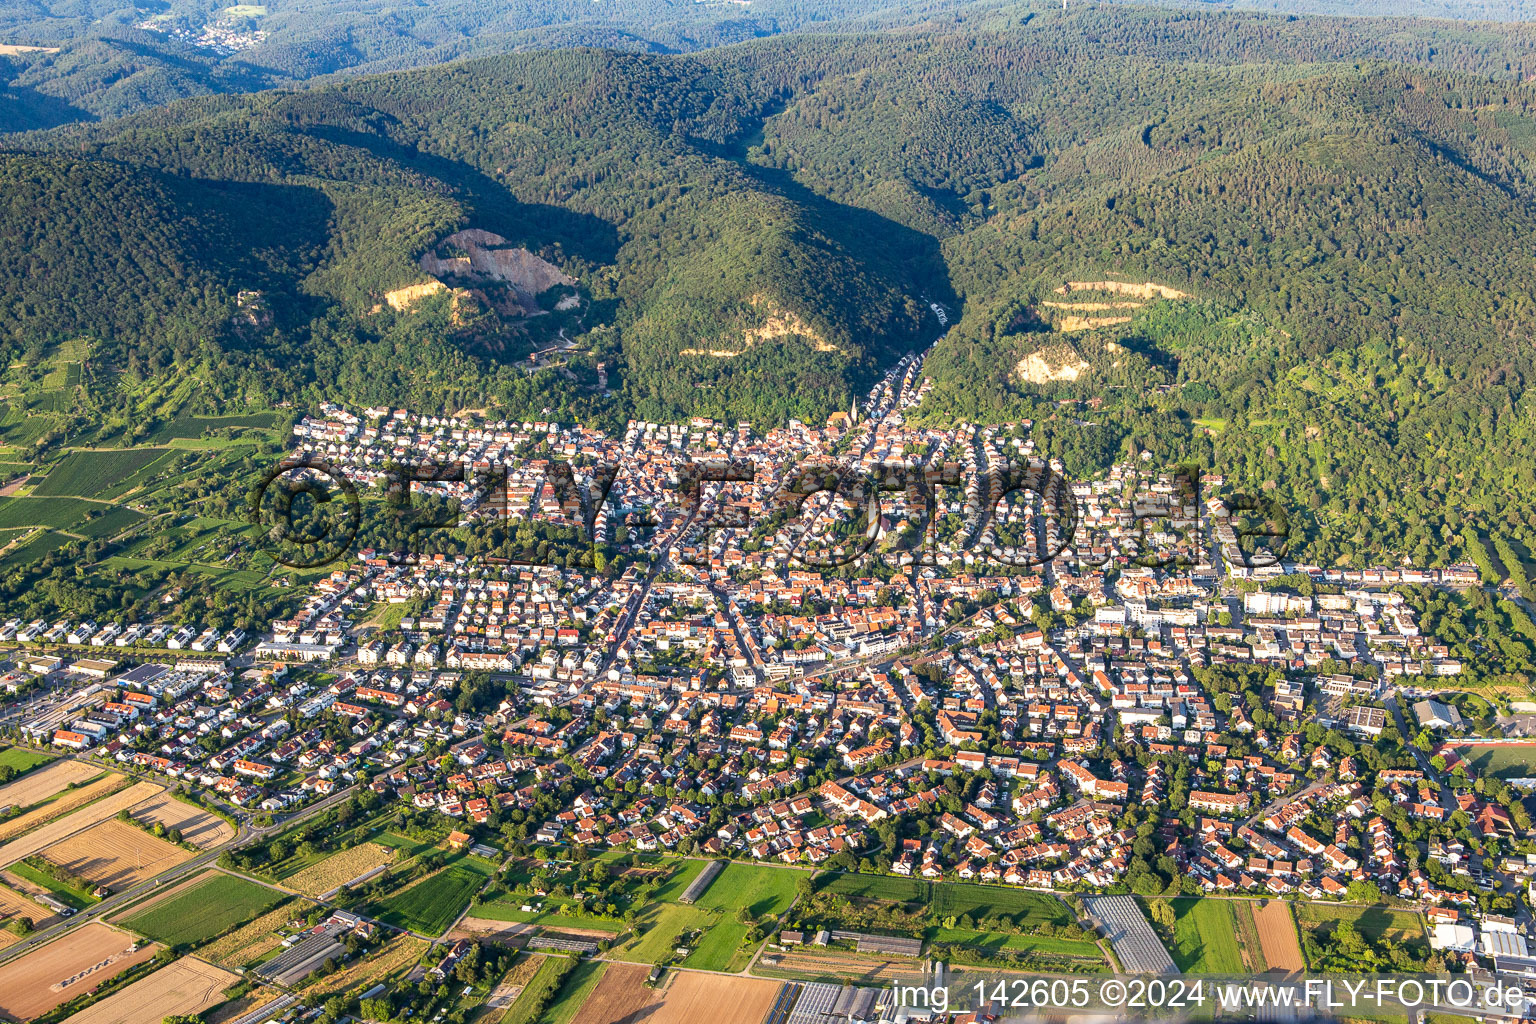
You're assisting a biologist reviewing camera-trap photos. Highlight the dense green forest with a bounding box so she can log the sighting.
[3,4,1536,570]
[12,0,1536,132]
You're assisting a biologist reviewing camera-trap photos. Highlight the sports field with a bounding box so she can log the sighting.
[0,746,52,776]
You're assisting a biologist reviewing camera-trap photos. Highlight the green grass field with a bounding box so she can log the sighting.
[1455,745,1536,781]
[541,960,607,1024]
[8,860,99,910]
[373,864,490,936]
[619,902,715,965]
[121,871,286,946]
[930,926,1104,959]
[32,449,170,497]
[931,882,1073,929]
[650,857,707,902]
[676,863,800,972]
[820,873,927,902]
[0,747,52,774]
[1161,898,1244,973]
[1295,903,1425,944]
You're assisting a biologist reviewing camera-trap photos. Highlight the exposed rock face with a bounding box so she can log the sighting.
[384,280,446,310]
[1053,280,1190,300]
[679,295,838,358]
[419,229,575,312]
[1016,344,1090,383]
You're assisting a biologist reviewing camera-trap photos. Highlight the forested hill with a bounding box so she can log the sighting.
[10,0,1536,132]
[6,5,1536,561]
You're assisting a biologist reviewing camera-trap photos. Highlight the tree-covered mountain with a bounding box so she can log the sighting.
[5,4,1536,562]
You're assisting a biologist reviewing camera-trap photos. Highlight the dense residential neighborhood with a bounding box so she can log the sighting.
[3,353,1534,1012]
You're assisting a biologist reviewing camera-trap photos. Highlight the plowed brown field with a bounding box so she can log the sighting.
[0,922,157,1020]
[573,964,779,1024]
[1254,900,1305,972]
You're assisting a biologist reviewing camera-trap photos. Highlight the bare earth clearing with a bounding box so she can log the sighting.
[0,922,157,1020]
[60,956,238,1024]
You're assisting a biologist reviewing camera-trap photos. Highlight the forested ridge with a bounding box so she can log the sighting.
[4,5,1536,564]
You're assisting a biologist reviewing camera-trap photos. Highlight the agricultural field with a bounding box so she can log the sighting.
[0,879,61,944]
[8,858,101,909]
[929,925,1104,960]
[196,901,300,968]
[754,946,928,985]
[930,882,1073,929]
[1,529,73,565]
[145,412,279,444]
[0,754,94,808]
[1253,900,1305,972]
[0,922,158,1020]
[372,862,492,936]
[820,873,927,902]
[0,746,52,776]
[1160,898,1245,974]
[60,955,238,1024]
[75,505,147,539]
[120,871,287,947]
[283,841,397,896]
[0,775,147,853]
[542,960,608,1024]
[32,449,170,497]
[1295,902,1426,944]
[0,496,109,532]
[580,964,807,1024]
[300,933,427,999]
[128,793,235,850]
[41,818,194,889]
